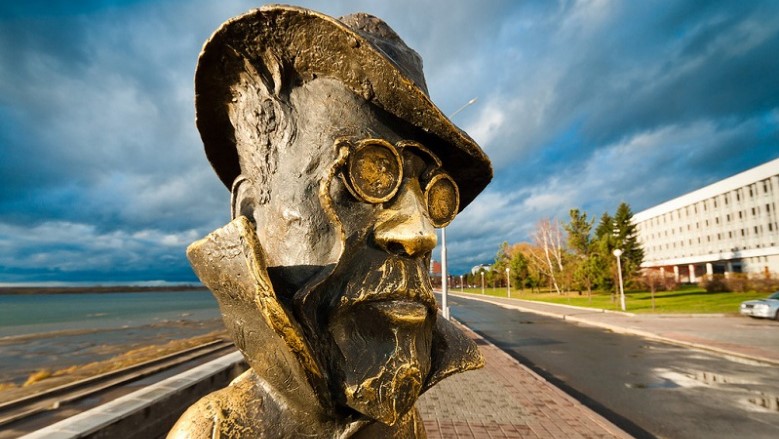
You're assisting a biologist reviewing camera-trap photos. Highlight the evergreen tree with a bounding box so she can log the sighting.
[592,211,616,290]
[565,209,593,255]
[612,202,644,283]
[565,209,594,295]
[594,212,614,243]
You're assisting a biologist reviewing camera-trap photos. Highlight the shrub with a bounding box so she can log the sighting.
[726,273,749,292]
[748,275,779,293]
[638,270,677,292]
[701,274,728,293]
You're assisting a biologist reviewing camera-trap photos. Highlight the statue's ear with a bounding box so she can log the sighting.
[230,175,255,221]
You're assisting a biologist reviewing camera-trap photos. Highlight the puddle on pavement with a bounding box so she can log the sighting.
[626,368,706,390]
[625,378,680,389]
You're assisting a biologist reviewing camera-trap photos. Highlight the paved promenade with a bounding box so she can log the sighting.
[417,322,631,439]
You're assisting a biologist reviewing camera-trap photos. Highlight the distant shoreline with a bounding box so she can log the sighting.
[0,285,208,295]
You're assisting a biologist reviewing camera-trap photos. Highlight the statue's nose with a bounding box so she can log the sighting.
[373,180,437,257]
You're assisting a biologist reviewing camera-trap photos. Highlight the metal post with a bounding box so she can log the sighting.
[439,97,478,322]
[460,275,464,292]
[613,249,625,311]
[441,228,449,320]
[506,267,510,298]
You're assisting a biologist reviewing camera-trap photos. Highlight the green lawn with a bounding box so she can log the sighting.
[455,285,769,314]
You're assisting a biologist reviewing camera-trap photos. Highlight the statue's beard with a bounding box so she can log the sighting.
[295,248,436,426]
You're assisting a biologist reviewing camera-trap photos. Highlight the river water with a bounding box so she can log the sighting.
[0,291,223,385]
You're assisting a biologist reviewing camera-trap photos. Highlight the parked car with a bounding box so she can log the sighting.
[739,291,779,320]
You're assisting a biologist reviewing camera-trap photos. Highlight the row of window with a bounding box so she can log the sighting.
[642,177,777,228]
[643,210,777,240]
[644,223,779,254]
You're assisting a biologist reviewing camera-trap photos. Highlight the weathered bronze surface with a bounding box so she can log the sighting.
[169,5,492,438]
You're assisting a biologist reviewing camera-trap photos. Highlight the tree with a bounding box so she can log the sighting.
[493,241,511,274]
[511,242,545,293]
[612,202,644,285]
[592,211,616,293]
[509,248,529,290]
[564,209,595,297]
[529,218,566,294]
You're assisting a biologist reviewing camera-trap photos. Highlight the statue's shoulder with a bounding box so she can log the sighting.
[167,370,265,439]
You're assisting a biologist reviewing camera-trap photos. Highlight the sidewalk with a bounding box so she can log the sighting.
[417,322,631,439]
[452,293,779,366]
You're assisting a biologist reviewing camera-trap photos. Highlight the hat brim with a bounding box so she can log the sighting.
[195,5,492,211]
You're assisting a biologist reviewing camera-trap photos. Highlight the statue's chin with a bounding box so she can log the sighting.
[328,301,434,425]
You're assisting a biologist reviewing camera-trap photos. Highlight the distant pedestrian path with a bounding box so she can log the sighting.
[452,292,779,366]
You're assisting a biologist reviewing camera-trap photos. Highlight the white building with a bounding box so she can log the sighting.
[633,158,779,282]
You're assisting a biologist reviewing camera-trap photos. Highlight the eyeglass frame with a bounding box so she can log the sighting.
[333,137,460,228]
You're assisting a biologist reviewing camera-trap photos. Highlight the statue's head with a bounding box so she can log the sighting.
[194,5,491,426]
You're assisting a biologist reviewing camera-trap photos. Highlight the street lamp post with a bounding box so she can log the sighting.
[441,228,449,320]
[481,271,485,295]
[613,248,626,311]
[506,267,511,298]
[460,275,464,292]
[440,97,478,321]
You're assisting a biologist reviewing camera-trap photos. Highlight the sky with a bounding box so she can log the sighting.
[1,0,778,284]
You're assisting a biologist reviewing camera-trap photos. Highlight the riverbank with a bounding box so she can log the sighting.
[0,329,229,404]
[0,289,225,402]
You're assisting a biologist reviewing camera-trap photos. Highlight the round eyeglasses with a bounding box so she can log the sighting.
[337,138,460,228]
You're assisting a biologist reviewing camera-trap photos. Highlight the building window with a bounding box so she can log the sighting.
[714,199,718,208]
[767,204,771,213]
[727,214,731,222]
[755,226,759,234]
[764,181,769,193]
[770,223,774,232]
[729,231,732,238]
[741,229,745,236]
[739,211,743,219]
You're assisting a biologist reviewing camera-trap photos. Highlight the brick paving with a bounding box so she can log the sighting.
[417,323,631,439]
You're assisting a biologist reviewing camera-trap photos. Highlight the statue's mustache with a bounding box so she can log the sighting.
[334,256,437,314]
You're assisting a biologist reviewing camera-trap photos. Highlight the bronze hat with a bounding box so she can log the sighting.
[195,5,492,211]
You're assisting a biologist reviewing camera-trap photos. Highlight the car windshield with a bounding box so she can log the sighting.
[769,291,779,300]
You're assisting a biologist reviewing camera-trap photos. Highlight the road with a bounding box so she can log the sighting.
[445,294,779,439]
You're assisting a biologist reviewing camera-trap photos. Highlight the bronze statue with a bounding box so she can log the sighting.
[169,5,492,438]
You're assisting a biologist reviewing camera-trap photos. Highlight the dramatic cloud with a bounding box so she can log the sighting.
[0,0,777,282]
